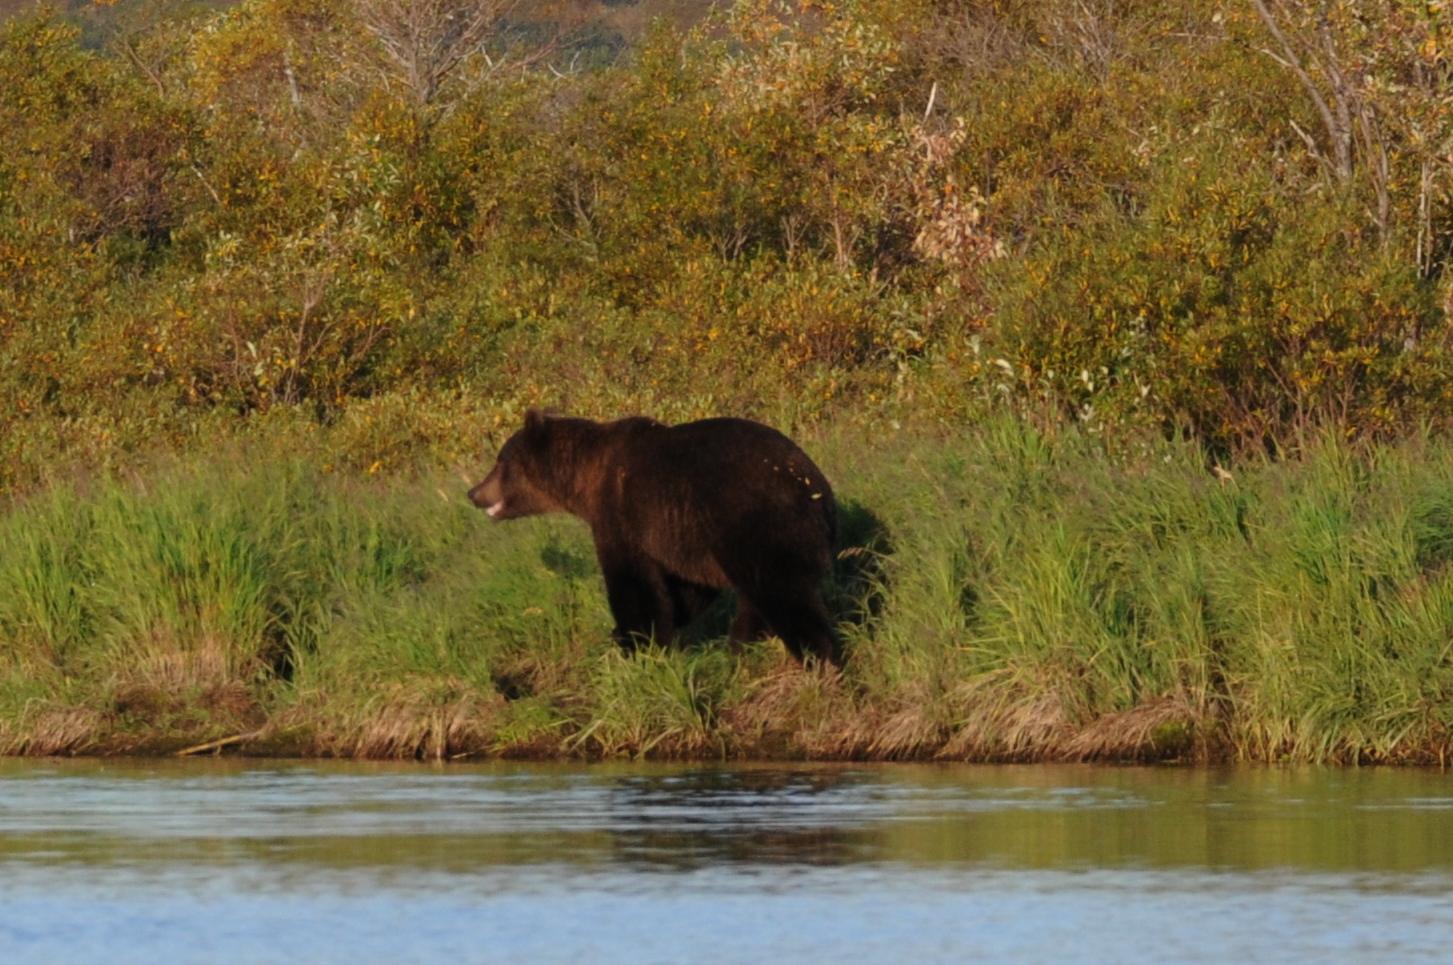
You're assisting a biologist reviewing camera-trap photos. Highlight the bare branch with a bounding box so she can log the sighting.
[121,39,166,97]
[1247,0,1352,180]
[1287,118,1332,174]
[355,0,517,107]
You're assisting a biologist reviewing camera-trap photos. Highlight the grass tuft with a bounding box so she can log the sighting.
[6,420,1453,762]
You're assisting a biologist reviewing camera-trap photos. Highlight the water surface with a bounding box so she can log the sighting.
[2,760,1451,963]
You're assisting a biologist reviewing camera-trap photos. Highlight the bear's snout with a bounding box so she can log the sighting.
[468,471,506,518]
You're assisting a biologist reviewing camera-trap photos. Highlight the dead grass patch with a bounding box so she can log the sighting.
[1062,693,1207,762]
[304,680,505,760]
[937,670,1073,761]
[2,703,105,756]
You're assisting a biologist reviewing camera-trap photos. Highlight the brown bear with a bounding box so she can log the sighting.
[469,409,841,666]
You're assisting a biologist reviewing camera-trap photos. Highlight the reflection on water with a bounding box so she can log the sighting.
[2,761,1452,964]
[4,761,1453,874]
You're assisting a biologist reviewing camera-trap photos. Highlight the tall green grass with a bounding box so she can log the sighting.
[6,422,1453,762]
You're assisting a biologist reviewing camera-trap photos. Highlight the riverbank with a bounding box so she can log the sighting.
[5,418,1453,764]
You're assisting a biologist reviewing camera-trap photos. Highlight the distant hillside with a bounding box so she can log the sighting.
[1,0,718,49]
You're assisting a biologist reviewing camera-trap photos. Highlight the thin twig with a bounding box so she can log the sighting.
[177,729,266,756]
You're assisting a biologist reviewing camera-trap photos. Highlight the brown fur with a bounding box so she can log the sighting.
[471,409,841,665]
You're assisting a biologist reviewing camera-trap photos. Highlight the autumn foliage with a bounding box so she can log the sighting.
[2,0,1453,489]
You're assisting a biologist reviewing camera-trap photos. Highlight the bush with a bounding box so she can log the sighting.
[991,143,1450,449]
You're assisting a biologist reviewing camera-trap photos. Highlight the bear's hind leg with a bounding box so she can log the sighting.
[664,573,721,636]
[742,590,841,667]
[728,596,770,650]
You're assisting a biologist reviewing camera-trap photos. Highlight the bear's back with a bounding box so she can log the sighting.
[602,417,835,546]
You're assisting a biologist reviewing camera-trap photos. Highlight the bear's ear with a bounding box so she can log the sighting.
[523,407,551,435]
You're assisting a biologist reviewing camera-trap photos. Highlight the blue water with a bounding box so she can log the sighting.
[1,761,1451,964]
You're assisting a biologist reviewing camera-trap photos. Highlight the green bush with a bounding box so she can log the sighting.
[991,145,1449,449]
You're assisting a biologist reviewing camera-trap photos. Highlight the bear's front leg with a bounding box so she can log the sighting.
[597,548,675,652]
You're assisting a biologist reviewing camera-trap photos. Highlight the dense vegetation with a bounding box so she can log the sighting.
[10,424,1453,764]
[3,0,1453,760]
[3,0,1451,487]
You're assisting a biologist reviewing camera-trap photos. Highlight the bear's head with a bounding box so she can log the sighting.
[469,408,566,520]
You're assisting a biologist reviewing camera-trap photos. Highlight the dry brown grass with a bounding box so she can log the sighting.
[117,637,235,694]
[719,661,852,756]
[864,700,952,760]
[101,633,269,748]
[300,680,506,760]
[0,675,1290,763]
[1061,693,1208,762]
[933,672,1214,763]
[935,670,1073,761]
[0,703,105,756]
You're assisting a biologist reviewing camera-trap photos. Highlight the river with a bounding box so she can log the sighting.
[1,760,1451,963]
